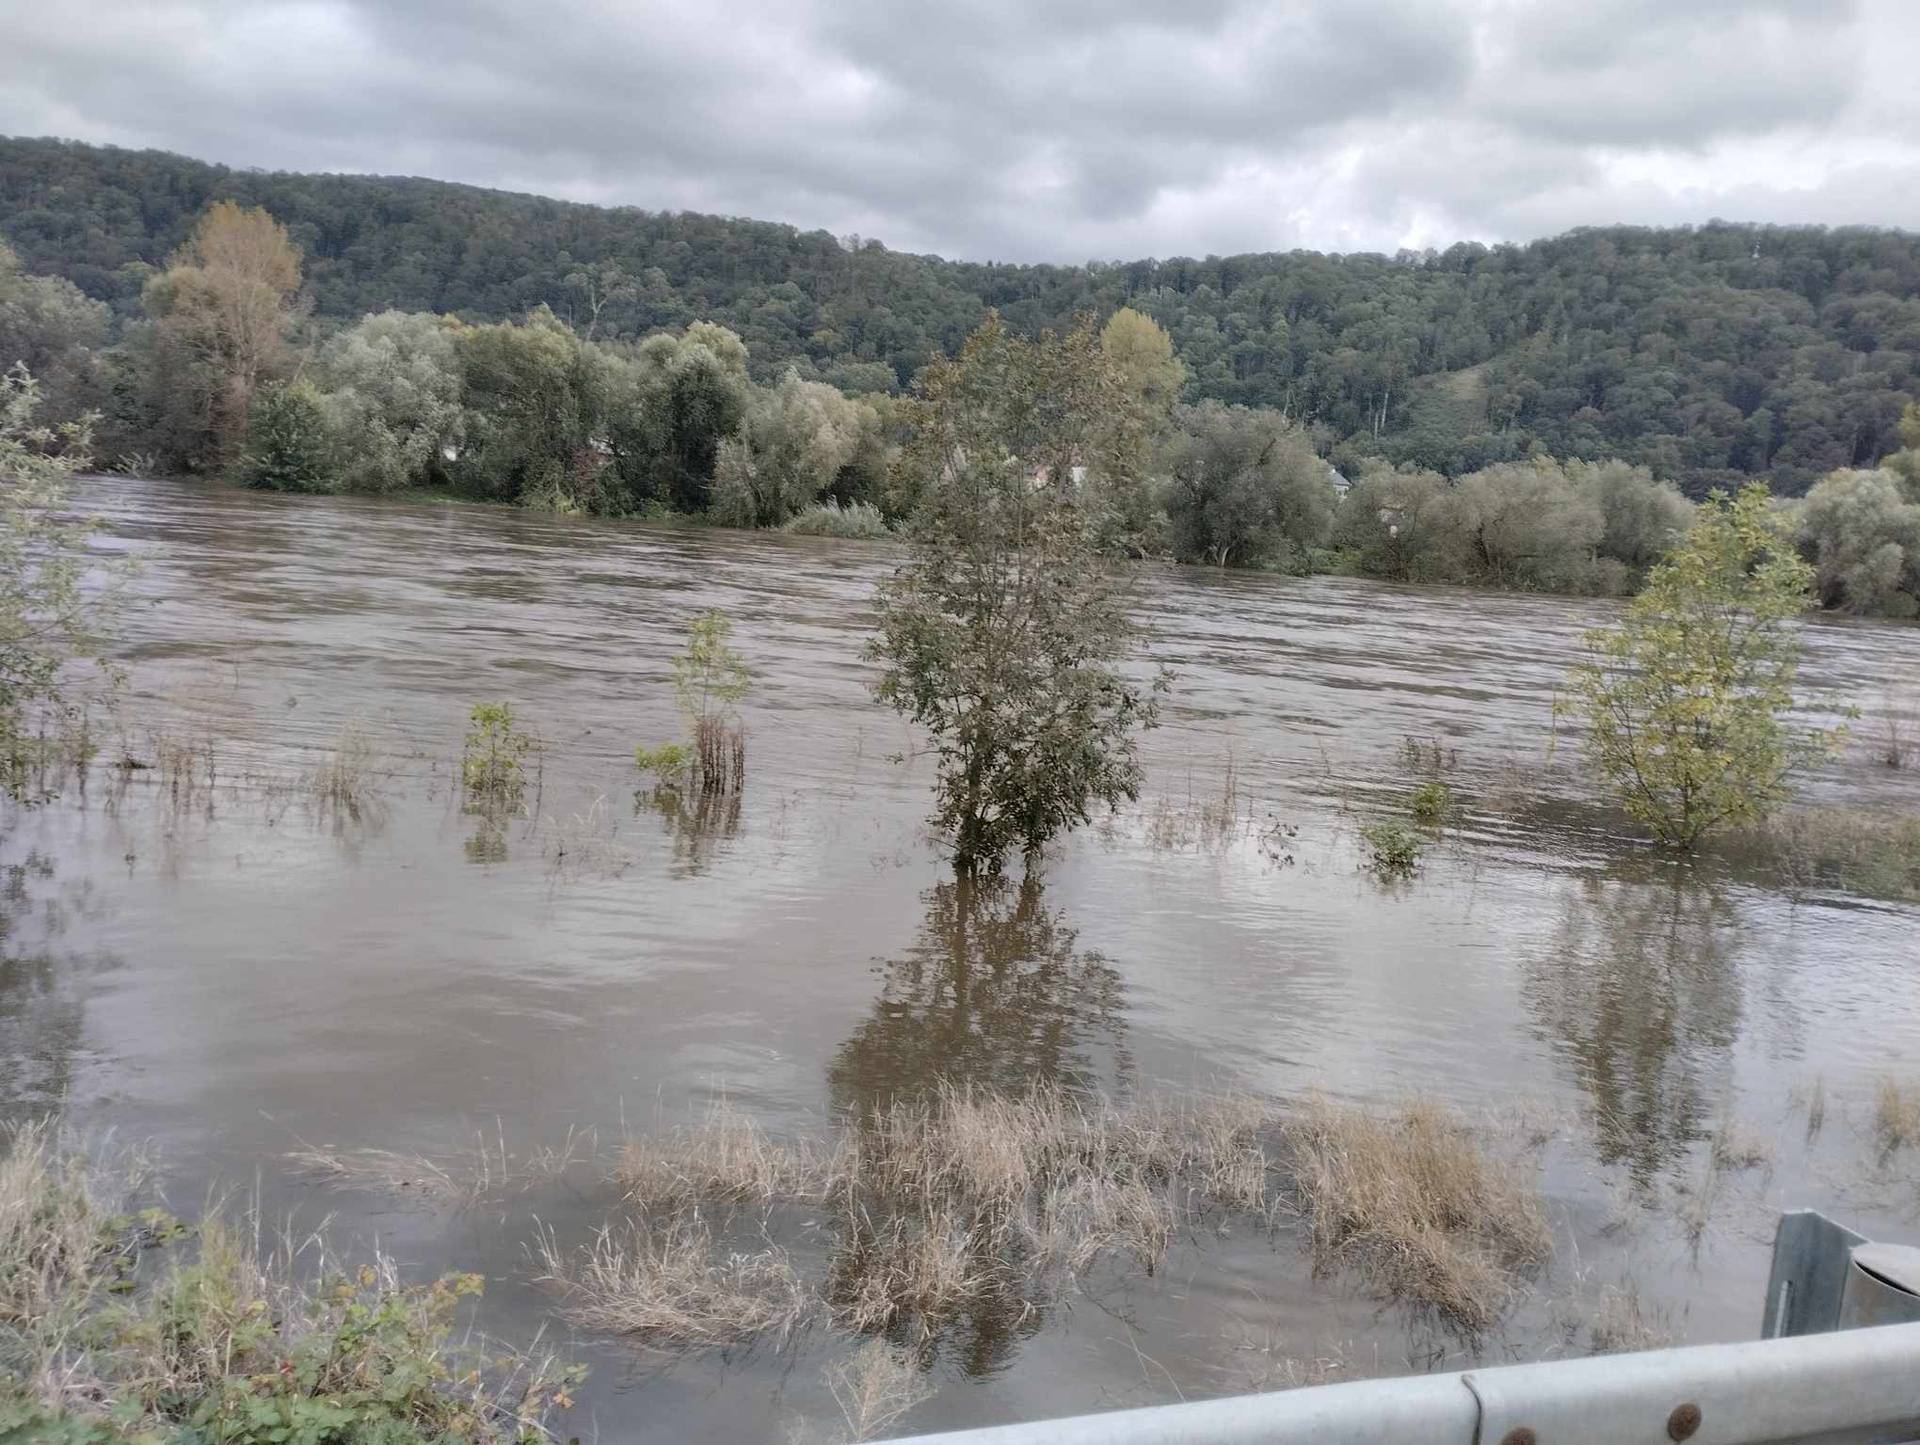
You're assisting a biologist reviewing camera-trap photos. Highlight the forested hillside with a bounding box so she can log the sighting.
[3,135,1919,496]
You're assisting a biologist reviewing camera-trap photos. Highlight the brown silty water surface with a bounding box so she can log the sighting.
[6,475,1920,1440]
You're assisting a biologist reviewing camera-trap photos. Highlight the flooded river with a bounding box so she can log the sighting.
[6,476,1920,1440]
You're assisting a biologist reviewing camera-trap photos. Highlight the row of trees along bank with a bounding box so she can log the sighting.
[4,203,1920,613]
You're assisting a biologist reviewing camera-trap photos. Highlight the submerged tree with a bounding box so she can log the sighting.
[1564,483,1839,850]
[870,315,1163,874]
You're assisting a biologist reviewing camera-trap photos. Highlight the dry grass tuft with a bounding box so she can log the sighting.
[0,1122,146,1340]
[1586,1279,1676,1354]
[1710,1119,1774,1172]
[307,719,384,823]
[537,1213,810,1348]
[1874,1076,1920,1155]
[828,1204,986,1337]
[826,1338,935,1442]
[1281,1095,1549,1333]
[619,1101,822,1212]
[598,1085,1278,1349]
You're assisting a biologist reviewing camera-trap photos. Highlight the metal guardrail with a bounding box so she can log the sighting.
[890,1319,1920,1445]
[893,1212,1920,1445]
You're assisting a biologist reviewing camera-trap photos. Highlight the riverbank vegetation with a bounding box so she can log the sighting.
[8,137,1920,500]
[0,1122,582,1442]
[6,159,1920,612]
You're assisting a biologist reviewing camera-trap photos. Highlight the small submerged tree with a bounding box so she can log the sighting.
[1565,483,1841,850]
[870,316,1164,874]
[637,609,751,794]
[0,364,120,802]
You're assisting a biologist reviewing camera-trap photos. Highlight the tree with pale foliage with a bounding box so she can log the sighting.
[1795,467,1920,618]
[1099,307,1185,420]
[0,366,119,801]
[870,315,1164,874]
[140,201,303,469]
[1564,483,1839,850]
[315,310,466,493]
[711,370,884,528]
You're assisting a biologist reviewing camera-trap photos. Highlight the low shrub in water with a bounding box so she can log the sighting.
[461,701,534,809]
[1408,779,1452,824]
[781,500,892,540]
[1360,820,1422,876]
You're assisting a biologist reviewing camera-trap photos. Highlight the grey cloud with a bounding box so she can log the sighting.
[0,0,1914,264]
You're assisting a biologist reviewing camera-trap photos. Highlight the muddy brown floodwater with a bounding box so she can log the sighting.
[6,475,1920,1441]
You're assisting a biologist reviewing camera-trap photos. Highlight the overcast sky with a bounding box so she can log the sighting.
[4,0,1918,263]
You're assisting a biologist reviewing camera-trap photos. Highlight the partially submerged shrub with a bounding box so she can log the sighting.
[460,701,534,810]
[634,740,694,786]
[639,611,751,795]
[782,499,892,540]
[1360,821,1422,877]
[1408,779,1452,824]
[1281,1096,1549,1334]
[1562,483,1841,850]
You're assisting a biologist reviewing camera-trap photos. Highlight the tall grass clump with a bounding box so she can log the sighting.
[0,1122,581,1441]
[537,1215,810,1349]
[575,1086,1272,1351]
[1740,806,1920,902]
[782,500,892,540]
[1873,1076,1920,1155]
[1281,1096,1550,1334]
[308,717,383,823]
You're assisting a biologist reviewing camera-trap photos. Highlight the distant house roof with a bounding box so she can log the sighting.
[1326,463,1352,497]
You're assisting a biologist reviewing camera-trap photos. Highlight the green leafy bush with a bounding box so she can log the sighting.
[635,740,694,784]
[780,499,892,539]
[241,380,337,493]
[1360,821,1422,877]
[460,702,534,810]
[1408,780,1452,823]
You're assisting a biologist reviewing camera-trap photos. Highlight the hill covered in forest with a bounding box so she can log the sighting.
[3,135,1917,496]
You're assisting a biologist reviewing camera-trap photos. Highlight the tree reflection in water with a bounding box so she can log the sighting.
[823,876,1134,1376]
[829,874,1133,1118]
[634,784,742,877]
[1524,872,1742,1186]
[0,852,103,1122]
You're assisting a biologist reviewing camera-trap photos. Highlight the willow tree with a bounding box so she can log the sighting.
[870,315,1163,874]
[1565,483,1839,850]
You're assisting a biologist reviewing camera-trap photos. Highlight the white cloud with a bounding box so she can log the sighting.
[0,0,1914,261]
